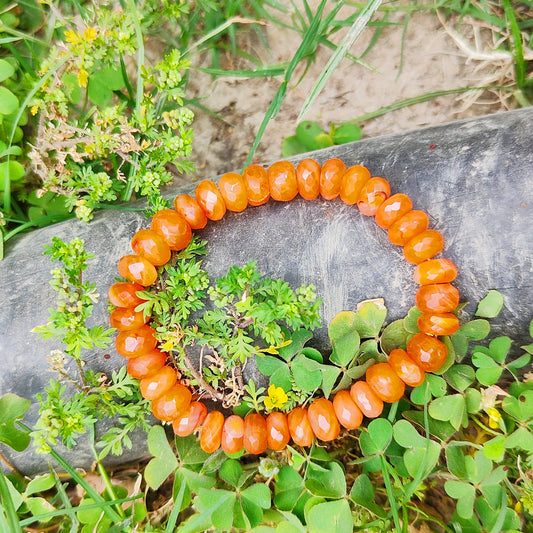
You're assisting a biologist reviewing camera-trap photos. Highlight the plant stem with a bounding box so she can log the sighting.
[183,350,224,400]
[380,455,405,533]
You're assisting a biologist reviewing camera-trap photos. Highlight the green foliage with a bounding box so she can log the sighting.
[0,393,31,452]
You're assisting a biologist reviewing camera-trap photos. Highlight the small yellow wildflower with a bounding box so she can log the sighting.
[77,68,89,88]
[486,407,502,429]
[161,340,175,352]
[30,104,39,115]
[64,29,80,44]
[83,26,97,42]
[264,385,288,410]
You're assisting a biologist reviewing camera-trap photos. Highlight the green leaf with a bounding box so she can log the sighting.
[241,483,271,510]
[62,73,83,104]
[25,474,55,496]
[295,121,333,151]
[278,329,313,362]
[328,311,360,367]
[475,366,503,387]
[332,123,362,144]
[0,161,25,188]
[460,320,490,341]
[175,434,210,465]
[25,497,56,522]
[219,459,242,488]
[257,355,286,376]
[144,425,178,490]
[380,319,410,353]
[319,365,340,398]
[360,418,392,455]
[195,488,236,531]
[451,331,469,359]
[305,462,346,498]
[502,390,533,421]
[445,480,475,518]
[446,445,467,478]
[88,67,125,107]
[482,435,505,461]
[403,306,422,334]
[507,352,531,372]
[428,394,466,430]
[465,388,481,414]
[392,420,427,448]
[292,353,322,392]
[488,336,511,363]
[504,426,533,452]
[402,410,456,441]
[349,474,387,518]
[410,374,447,405]
[270,366,293,392]
[281,135,307,158]
[0,86,18,115]
[274,466,305,512]
[353,299,387,338]
[465,451,492,484]
[306,499,353,533]
[403,442,440,478]
[445,365,475,392]
[475,290,504,318]
[0,393,31,451]
[0,59,15,82]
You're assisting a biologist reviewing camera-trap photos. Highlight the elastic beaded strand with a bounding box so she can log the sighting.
[110,157,460,455]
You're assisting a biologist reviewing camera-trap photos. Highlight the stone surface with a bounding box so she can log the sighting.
[1,108,532,474]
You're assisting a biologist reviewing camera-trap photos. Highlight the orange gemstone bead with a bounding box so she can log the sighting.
[287,407,314,447]
[375,193,413,229]
[115,324,157,358]
[139,365,178,400]
[350,381,384,418]
[388,349,425,387]
[332,390,363,430]
[109,306,149,331]
[195,180,227,221]
[418,312,460,336]
[221,414,245,455]
[173,194,208,229]
[296,158,320,200]
[366,363,406,403]
[242,164,270,206]
[200,411,224,453]
[172,401,207,437]
[151,383,192,422]
[243,413,268,455]
[108,282,145,308]
[126,349,167,379]
[150,209,192,251]
[358,177,391,216]
[266,412,290,451]
[407,333,448,372]
[388,210,429,246]
[404,230,444,264]
[268,161,298,202]
[307,398,341,442]
[416,283,460,313]
[117,255,158,286]
[319,158,346,200]
[131,229,171,266]
[218,172,248,212]
[413,258,458,285]
[339,165,371,204]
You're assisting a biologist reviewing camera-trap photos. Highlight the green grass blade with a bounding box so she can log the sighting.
[195,65,287,77]
[51,468,79,532]
[0,469,23,533]
[380,455,405,533]
[298,0,383,121]
[3,214,74,243]
[165,479,187,533]
[502,0,526,89]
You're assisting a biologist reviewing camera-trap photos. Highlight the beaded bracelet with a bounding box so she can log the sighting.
[108,157,460,455]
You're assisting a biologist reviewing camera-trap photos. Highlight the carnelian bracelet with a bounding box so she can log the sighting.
[108,158,460,455]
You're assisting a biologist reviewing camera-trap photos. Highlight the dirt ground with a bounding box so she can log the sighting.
[184,4,517,182]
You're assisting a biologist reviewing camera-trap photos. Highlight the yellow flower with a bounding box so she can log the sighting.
[264,385,288,410]
[486,407,502,429]
[30,104,39,115]
[77,68,89,88]
[64,29,80,44]
[160,340,174,352]
[83,26,97,42]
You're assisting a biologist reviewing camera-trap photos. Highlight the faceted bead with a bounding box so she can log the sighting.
[339,165,371,205]
[243,413,268,455]
[388,349,425,387]
[418,312,460,336]
[218,172,248,212]
[173,194,208,229]
[404,230,444,264]
[131,229,171,266]
[416,283,460,313]
[413,258,458,285]
[407,333,448,372]
[151,383,191,422]
[110,306,149,331]
[266,412,290,451]
[350,381,383,418]
[126,349,167,379]
[388,210,429,246]
[172,401,207,437]
[117,254,157,286]
[268,161,298,202]
[332,390,363,430]
[358,177,391,216]
[319,158,346,200]
[116,324,157,358]
[108,282,145,308]
[307,398,340,442]
[221,414,245,454]
[139,366,178,400]
[150,209,192,251]
[195,180,227,221]
[375,193,413,229]
[296,158,320,200]
[200,411,224,453]
[242,164,270,206]
[366,363,405,403]
[287,407,314,447]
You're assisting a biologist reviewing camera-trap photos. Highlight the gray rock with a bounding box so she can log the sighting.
[1,108,532,474]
